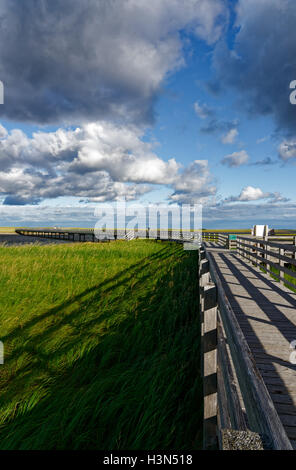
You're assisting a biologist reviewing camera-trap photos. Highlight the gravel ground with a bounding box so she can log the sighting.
[0,233,75,246]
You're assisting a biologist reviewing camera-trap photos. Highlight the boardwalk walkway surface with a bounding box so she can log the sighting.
[204,242,296,448]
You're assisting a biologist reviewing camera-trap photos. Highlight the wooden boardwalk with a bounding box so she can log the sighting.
[204,242,296,448]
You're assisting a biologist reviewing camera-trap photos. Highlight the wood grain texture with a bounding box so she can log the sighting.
[205,243,296,449]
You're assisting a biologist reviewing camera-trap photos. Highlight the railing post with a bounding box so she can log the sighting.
[279,248,284,285]
[238,238,241,258]
[199,257,210,312]
[199,249,218,450]
[248,238,252,263]
[203,283,218,450]
[263,236,268,266]
[255,241,260,268]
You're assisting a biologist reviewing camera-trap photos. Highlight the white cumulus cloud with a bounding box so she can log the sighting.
[222,186,289,204]
[0,122,216,205]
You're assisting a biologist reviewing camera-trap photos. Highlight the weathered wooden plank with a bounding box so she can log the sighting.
[206,249,293,449]
[199,250,218,450]
[289,439,296,449]
[275,403,296,415]
[281,426,296,440]
[217,358,232,431]
[217,319,247,431]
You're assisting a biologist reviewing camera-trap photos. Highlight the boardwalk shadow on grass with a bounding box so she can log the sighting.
[0,245,178,389]
[1,245,184,377]
[0,245,192,376]
[0,246,201,450]
[1,244,177,346]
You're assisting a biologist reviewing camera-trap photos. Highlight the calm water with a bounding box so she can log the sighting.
[0,234,74,246]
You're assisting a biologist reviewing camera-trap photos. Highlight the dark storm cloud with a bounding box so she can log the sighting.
[0,0,154,124]
[212,0,296,136]
[0,0,227,125]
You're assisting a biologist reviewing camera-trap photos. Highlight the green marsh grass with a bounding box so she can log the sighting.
[260,261,296,293]
[0,240,202,449]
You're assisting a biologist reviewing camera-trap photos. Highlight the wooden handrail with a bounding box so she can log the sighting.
[237,235,296,252]
[199,246,293,450]
[236,236,296,288]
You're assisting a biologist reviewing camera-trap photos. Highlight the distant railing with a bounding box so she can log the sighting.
[236,236,296,290]
[202,232,237,249]
[15,227,202,245]
[202,232,228,246]
[199,246,292,450]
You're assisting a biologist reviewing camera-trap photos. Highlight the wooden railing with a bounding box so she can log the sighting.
[15,227,202,244]
[202,232,238,249]
[236,236,296,290]
[202,232,228,246]
[199,246,292,450]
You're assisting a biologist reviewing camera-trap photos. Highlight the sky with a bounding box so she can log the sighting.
[0,0,296,229]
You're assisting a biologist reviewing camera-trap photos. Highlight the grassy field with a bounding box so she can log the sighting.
[0,240,202,450]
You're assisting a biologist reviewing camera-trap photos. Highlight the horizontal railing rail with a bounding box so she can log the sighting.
[202,232,237,249]
[14,227,202,244]
[202,232,228,246]
[236,236,296,289]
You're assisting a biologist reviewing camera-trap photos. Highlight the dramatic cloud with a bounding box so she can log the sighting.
[0,122,216,204]
[221,128,238,144]
[223,185,289,203]
[0,0,227,125]
[170,160,216,204]
[213,0,296,136]
[221,150,249,167]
